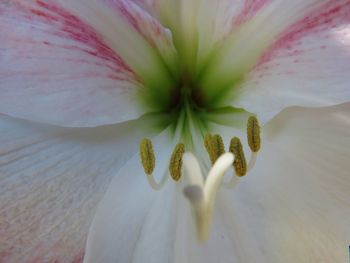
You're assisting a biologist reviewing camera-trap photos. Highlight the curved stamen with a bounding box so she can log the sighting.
[140,138,187,190]
[183,152,234,242]
[146,171,168,190]
[140,115,263,243]
[223,115,261,188]
[223,150,256,189]
[204,152,234,212]
[139,137,170,190]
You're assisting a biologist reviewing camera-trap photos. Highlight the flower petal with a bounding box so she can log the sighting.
[198,0,350,120]
[197,0,320,74]
[85,103,350,262]
[213,103,350,262]
[197,0,270,68]
[0,0,174,126]
[103,0,179,74]
[144,0,201,74]
[0,114,163,262]
[235,0,350,123]
[84,128,180,263]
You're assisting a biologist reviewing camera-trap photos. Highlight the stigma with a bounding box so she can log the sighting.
[139,116,261,242]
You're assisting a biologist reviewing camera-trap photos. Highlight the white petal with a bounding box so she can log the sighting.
[0,114,162,263]
[235,1,350,123]
[186,199,256,263]
[147,0,201,74]
[199,0,323,85]
[104,0,179,74]
[198,0,350,120]
[50,0,175,87]
[212,103,350,262]
[0,0,174,126]
[85,103,350,262]
[84,128,178,263]
[197,0,268,68]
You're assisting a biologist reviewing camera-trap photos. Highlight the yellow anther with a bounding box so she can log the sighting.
[140,138,155,175]
[204,134,214,161]
[247,116,261,153]
[229,137,247,177]
[169,143,185,181]
[204,134,225,164]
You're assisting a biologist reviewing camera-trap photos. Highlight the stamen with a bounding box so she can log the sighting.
[247,116,261,153]
[146,171,168,190]
[204,134,225,164]
[204,153,235,211]
[183,153,234,242]
[169,143,185,181]
[229,137,247,177]
[139,138,155,175]
[247,152,257,172]
[141,117,263,241]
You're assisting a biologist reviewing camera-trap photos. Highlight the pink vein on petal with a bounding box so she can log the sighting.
[30,252,84,263]
[104,0,175,54]
[233,0,271,27]
[7,0,137,82]
[256,0,350,67]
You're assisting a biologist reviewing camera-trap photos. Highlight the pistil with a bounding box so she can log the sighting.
[139,115,262,242]
[183,152,234,242]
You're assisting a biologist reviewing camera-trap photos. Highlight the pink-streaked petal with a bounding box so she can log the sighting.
[0,114,163,263]
[130,0,159,15]
[199,0,350,112]
[43,0,174,86]
[235,0,350,123]
[197,0,270,67]
[104,0,178,74]
[0,0,173,127]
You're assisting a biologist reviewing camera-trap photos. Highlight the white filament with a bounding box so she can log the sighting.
[223,150,257,189]
[146,172,168,190]
[183,152,234,242]
[247,152,257,172]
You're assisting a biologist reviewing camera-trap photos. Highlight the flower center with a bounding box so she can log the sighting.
[166,73,211,115]
[139,116,261,242]
[140,68,223,121]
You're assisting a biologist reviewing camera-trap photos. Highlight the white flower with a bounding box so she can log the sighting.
[0,0,350,262]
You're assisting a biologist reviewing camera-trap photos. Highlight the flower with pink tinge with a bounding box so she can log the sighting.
[1,0,350,262]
